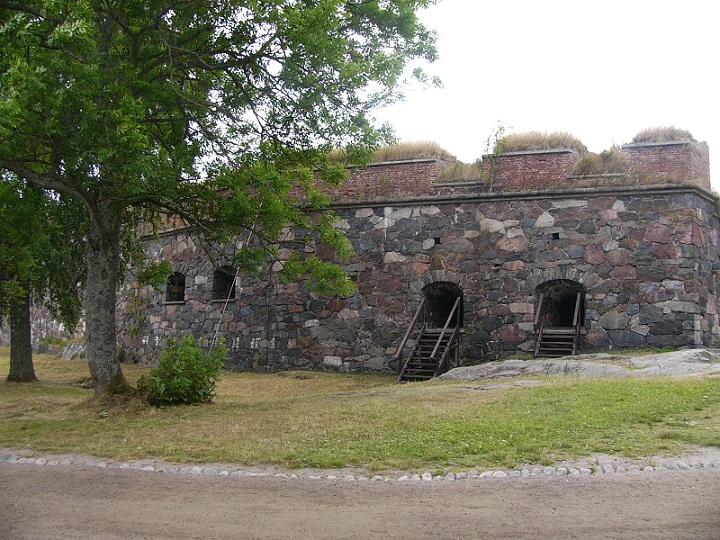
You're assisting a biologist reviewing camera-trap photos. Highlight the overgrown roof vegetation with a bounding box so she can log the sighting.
[632,126,695,144]
[327,125,698,182]
[494,131,588,155]
[572,147,627,176]
[436,161,485,183]
[328,141,456,165]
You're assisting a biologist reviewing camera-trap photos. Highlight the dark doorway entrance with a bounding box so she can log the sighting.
[422,282,463,328]
[536,279,585,328]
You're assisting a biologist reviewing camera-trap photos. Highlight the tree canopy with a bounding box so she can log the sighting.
[0,0,438,394]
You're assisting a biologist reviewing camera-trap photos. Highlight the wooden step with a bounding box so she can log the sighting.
[398,328,459,383]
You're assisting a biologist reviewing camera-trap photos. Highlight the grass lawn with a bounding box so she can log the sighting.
[1,347,719,473]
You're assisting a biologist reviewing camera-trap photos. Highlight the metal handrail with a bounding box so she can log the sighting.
[395,297,426,362]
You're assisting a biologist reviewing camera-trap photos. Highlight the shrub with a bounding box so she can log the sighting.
[632,126,694,144]
[137,336,227,406]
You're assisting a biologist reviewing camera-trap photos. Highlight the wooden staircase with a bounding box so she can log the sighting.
[396,297,461,383]
[534,328,577,357]
[534,292,583,358]
[397,329,457,382]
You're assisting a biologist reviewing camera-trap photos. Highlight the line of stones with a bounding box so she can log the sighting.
[3,453,720,482]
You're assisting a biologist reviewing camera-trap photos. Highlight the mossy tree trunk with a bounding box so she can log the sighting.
[85,209,131,395]
[7,290,37,382]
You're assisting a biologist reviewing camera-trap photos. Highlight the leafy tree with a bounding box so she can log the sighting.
[0,1,438,395]
[0,177,84,382]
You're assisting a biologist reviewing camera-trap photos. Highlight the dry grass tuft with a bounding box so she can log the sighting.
[370,141,456,163]
[328,141,456,165]
[326,147,354,164]
[494,131,587,155]
[632,126,695,143]
[572,147,627,175]
[436,161,486,183]
[632,126,695,144]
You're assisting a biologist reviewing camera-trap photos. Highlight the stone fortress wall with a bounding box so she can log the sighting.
[115,138,719,372]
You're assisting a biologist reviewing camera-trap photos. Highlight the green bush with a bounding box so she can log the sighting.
[137,336,227,406]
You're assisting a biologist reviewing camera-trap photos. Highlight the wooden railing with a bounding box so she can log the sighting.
[572,292,582,355]
[534,291,583,357]
[396,295,461,382]
[395,297,426,364]
[432,296,461,376]
[533,292,545,357]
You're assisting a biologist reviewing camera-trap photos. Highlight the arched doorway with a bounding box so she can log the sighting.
[536,279,585,328]
[422,281,463,328]
[534,279,585,357]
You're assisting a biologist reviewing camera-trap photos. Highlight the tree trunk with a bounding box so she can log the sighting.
[85,213,131,395]
[7,290,37,382]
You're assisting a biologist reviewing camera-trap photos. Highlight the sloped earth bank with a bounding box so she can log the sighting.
[2,463,720,539]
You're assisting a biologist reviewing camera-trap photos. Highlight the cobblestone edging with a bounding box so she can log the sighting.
[2,452,720,483]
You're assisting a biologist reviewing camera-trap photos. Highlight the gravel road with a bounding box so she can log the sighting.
[2,461,720,539]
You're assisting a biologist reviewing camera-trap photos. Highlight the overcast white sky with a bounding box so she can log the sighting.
[376,0,718,188]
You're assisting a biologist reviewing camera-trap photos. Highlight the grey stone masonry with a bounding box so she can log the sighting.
[117,183,720,372]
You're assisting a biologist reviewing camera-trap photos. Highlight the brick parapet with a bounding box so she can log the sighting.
[325,159,451,203]
[621,141,709,188]
[481,149,580,192]
[327,141,711,201]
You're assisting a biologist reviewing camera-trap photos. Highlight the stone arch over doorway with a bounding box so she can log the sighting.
[536,279,586,328]
[422,281,463,328]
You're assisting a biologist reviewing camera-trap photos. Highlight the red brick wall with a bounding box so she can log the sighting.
[325,159,450,202]
[481,150,579,191]
[323,141,711,201]
[622,141,710,188]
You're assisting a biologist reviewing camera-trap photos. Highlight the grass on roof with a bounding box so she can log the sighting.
[328,141,455,165]
[436,161,486,183]
[370,141,455,163]
[572,146,627,176]
[632,126,695,144]
[494,131,587,155]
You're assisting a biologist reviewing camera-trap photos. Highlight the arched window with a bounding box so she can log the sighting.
[212,266,236,300]
[166,272,186,303]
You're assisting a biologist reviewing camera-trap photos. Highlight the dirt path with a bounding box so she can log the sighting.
[2,463,719,540]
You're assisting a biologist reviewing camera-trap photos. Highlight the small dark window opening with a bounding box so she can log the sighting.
[166,272,185,303]
[551,232,560,240]
[434,237,442,245]
[212,266,236,300]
